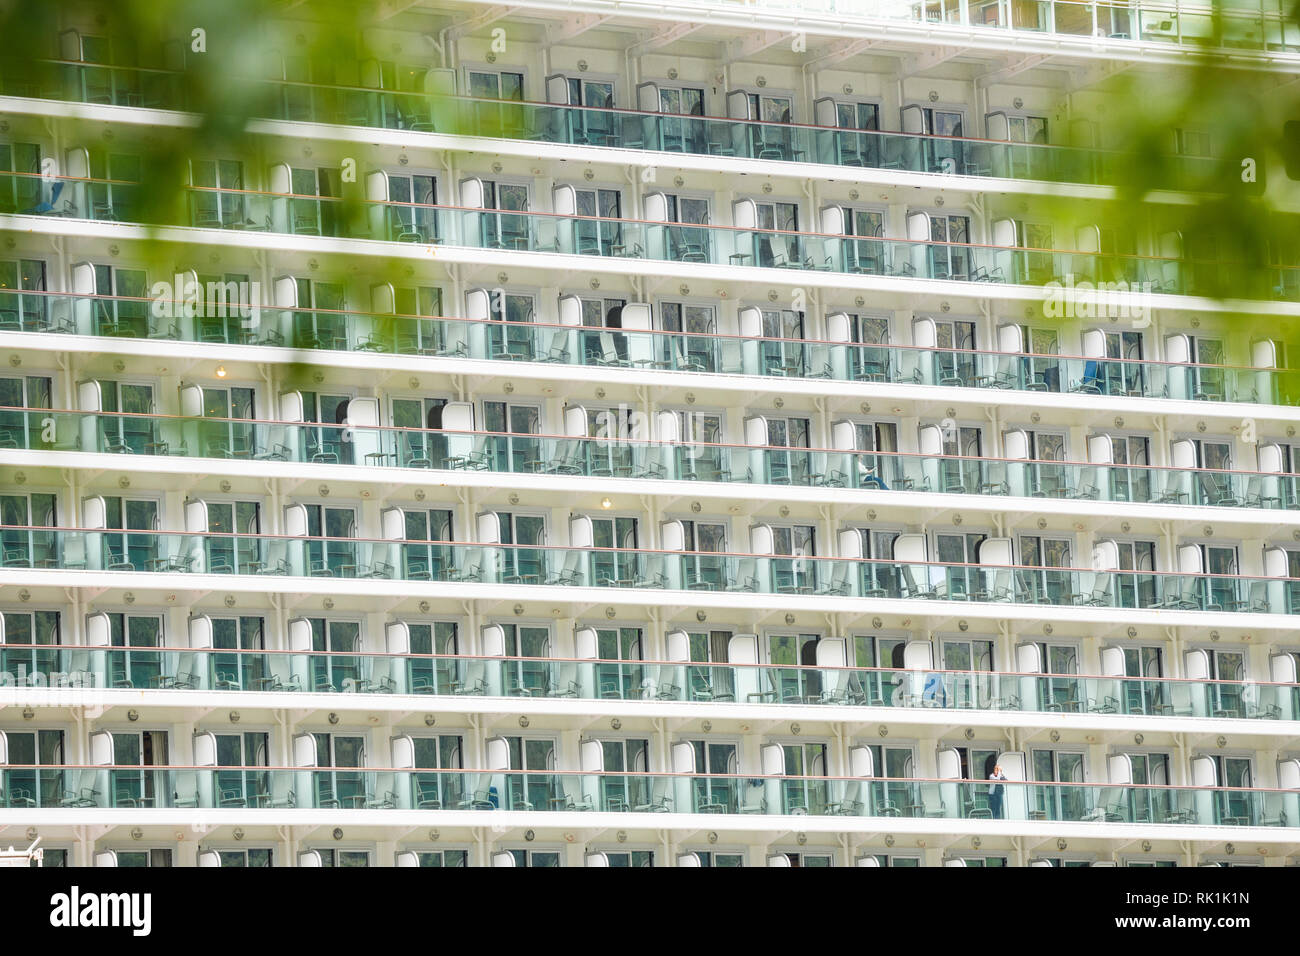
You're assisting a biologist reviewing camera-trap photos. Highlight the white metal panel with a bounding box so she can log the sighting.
[1164,334,1191,364]
[569,514,594,549]
[391,735,415,769]
[1277,758,1300,790]
[819,205,846,235]
[1087,434,1114,463]
[1076,226,1101,254]
[918,424,943,456]
[292,733,317,767]
[464,287,491,320]
[545,73,572,104]
[574,627,597,659]
[749,524,774,555]
[936,748,961,779]
[726,90,752,119]
[1271,653,1298,684]
[1092,539,1120,571]
[838,529,863,560]
[816,637,847,669]
[621,303,653,331]
[911,316,937,348]
[557,294,583,327]
[830,420,857,451]
[179,384,204,418]
[298,850,323,867]
[738,306,763,338]
[1108,753,1133,785]
[659,520,685,552]
[905,211,929,241]
[193,732,218,767]
[89,731,113,765]
[279,391,305,422]
[346,397,379,427]
[370,282,396,314]
[0,732,6,764]
[903,640,932,670]
[197,850,220,867]
[384,621,410,655]
[425,69,455,96]
[85,611,111,646]
[586,853,610,867]
[395,851,418,867]
[580,738,604,773]
[1252,339,1278,368]
[1099,646,1125,677]
[1081,327,1106,358]
[657,411,681,443]
[95,851,119,867]
[272,275,297,308]
[636,82,661,111]
[677,853,702,866]
[283,503,308,537]
[856,856,880,866]
[1257,443,1284,473]
[665,630,690,661]
[642,192,668,222]
[767,855,792,867]
[1016,643,1043,673]
[849,746,874,778]
[458,178,485,209]
[1169,439,1196,469]
[1003,429,1030,459]
[761,744,785,776]
[825,313,852,343]
[441,401,474,431]
[563,404,588,437]
[996,751,1026,780]
[732,199,758,230]
[944,859,968,867]
[267,163,291,194]
[380,507,404,541]
[184,498,208,533]
[892,533,928,563]
[900,104,924,134]
[812,96,839,126]
[486,736,510,771]
[1184,648,1210,680]
[671,742,696,773]
[287,618,312,652]
[551,184,577,216]
[1191,754,1217,787]
[728,634,758,664]
[996,323,1024,353]
[77,379,103,412]
[984,111,1008,140]
[991,219,1017,247]
[1177,544,1203,574]
[476,512,502,544]
[978,537,1013,566]
[481,624,506,656]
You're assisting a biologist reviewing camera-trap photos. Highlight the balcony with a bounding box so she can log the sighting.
[0,59,1240,193]
[2,644,1295,723]
[4,172,1298,303]
[7,407,1300,513]
[2,765,1293,827]
[4,527,1298,617]
[2,289,1292,410]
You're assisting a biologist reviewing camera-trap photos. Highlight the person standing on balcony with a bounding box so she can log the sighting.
[988,764,1008,819]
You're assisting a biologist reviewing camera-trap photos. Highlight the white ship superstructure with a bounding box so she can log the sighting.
[1,0,1299,867]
